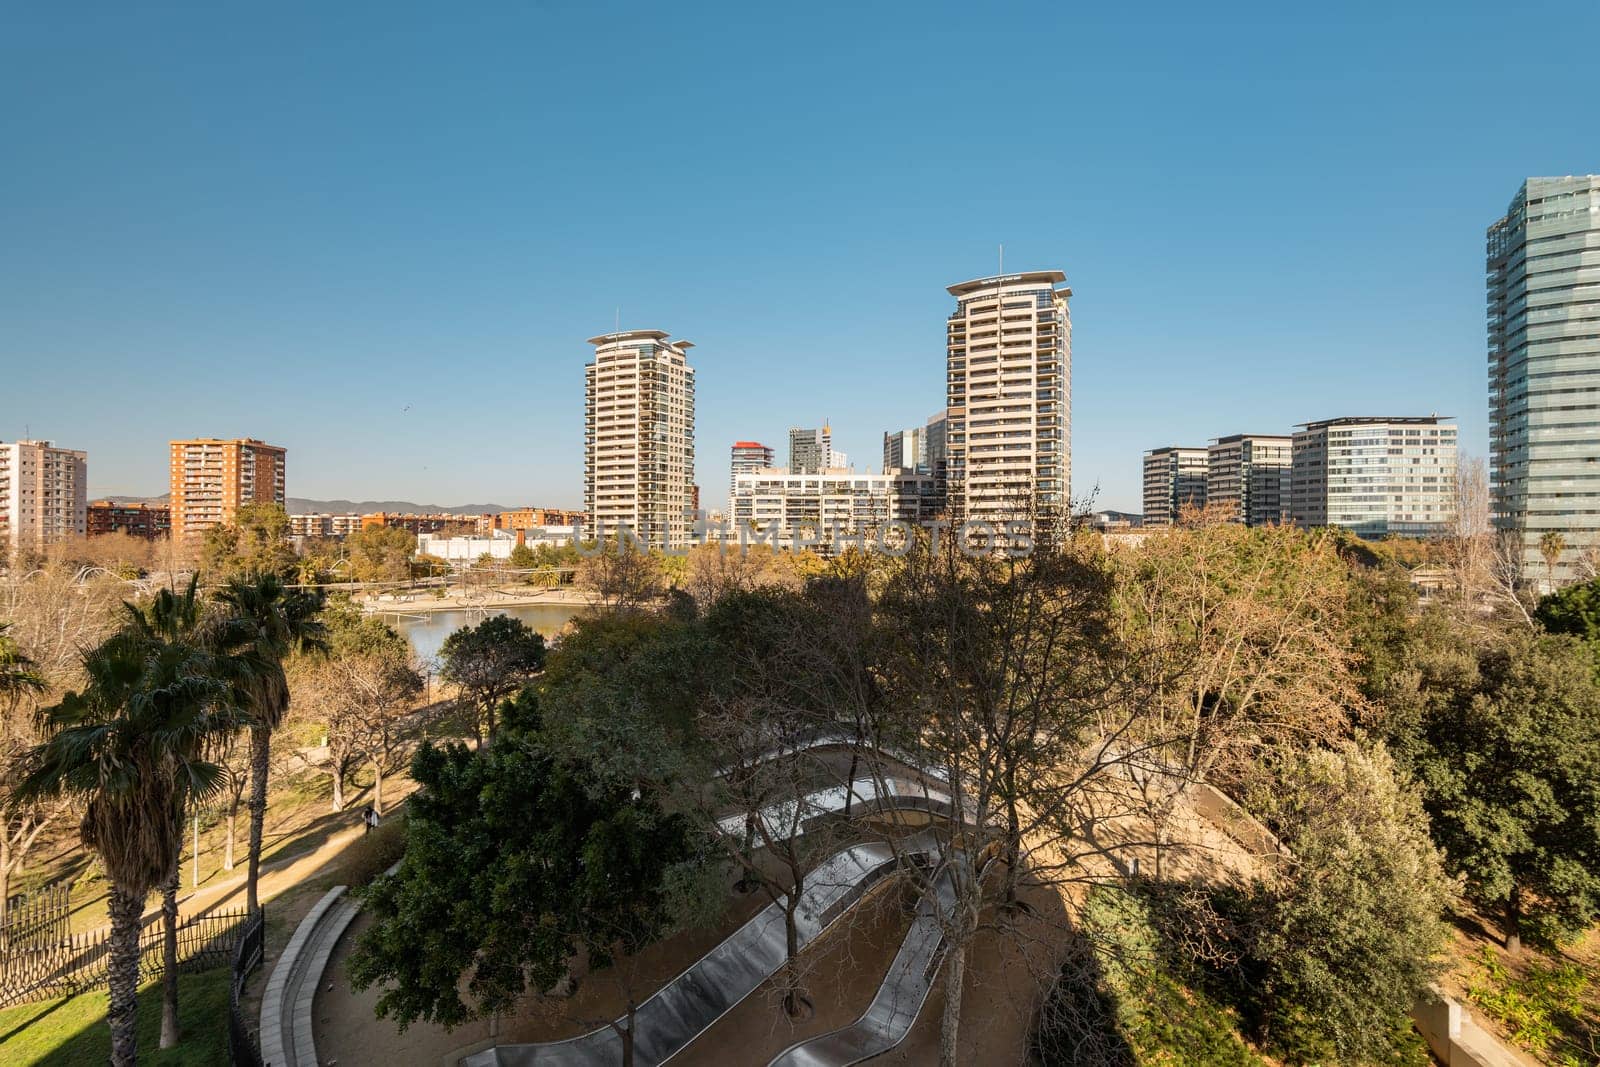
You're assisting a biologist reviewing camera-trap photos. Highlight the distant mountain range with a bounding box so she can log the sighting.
[88,494,523,516]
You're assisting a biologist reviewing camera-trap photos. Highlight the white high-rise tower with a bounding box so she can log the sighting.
[945,270,1071,530]
[585,330,697,549]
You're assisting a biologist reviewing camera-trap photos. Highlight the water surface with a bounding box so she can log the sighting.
[383,603,584,664]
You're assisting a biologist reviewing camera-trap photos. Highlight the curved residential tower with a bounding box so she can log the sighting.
[585,330,696,550]
[945,270,1071,531]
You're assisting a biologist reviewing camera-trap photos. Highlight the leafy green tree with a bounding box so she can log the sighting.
[348,693,711,1066]
[16,606,235,1066]
[0,624,48,701]
[507,543,538,570]
[536,611,711,791]
[201,503,296,577]
[215,571,326,913]
[344,524,417,584]
[1413,631,1600,949]
[438,614,545,748]
[1536,577,1600,648]
[1237,741,1453,1063]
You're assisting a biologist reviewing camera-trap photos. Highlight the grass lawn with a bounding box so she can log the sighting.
[0,968,231,1066]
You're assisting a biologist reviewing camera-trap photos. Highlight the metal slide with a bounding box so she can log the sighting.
[464,776,951,1067]
[767,864,961,1067]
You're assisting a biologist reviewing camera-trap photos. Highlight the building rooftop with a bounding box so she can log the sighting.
[947,270,1068,297]
[1295,415,1453,430]
[1210,433,1292,445]
[586,329,693,349]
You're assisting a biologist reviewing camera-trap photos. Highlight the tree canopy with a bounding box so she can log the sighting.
[1408,630,1600,946]
[438,614,546,746]
[348,689,710,1032]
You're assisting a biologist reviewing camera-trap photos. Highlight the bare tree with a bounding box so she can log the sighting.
[576,539,664,613]
[288,658,365,811]
[681,542,805,609]
[215,730,252,871]
[338,647,426,815]
[1483,530,1540,630]
[699,587,854,1018]
[862,531,1158,1067]
[0,566,123,921]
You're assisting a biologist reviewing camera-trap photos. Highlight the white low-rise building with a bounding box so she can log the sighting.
[416,531,517,562]
[730,467,937,553]
[417,526,580,563]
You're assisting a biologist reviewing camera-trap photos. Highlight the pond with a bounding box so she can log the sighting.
[383,603,585,664]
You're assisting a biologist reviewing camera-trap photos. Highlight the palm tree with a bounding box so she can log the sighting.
[16,617,234,1066]
[0,621,45,701]
[215,572,325,913]
[1540,530,1566,592]
[120,578,247,1048]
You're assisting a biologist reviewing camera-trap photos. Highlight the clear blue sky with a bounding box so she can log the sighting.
[3,2,1596,512]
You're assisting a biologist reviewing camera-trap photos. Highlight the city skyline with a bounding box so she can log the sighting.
[6,5,1598,510]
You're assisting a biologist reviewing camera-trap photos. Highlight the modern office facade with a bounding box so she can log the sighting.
[88,500,171,540]
[885,411,950,514]
[1286,415,1465,537]
[1142,446,1209,526]
[730,441,775,502]
[585,330,697,549]
[730,467,938,553]
[945,270,1071,530]
[883,425,927,473]
[1291,417,1458,538]
[168,438,287,541]
[0,440,88,553]
[1207,434,1291,527]
[788,425,844,474]
[1488,175,1600,581]
[925,411,949,513]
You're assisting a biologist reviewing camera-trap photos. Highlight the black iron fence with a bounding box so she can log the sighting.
[228,908,266,1067]
[0,881,71,952]
[0,904,252,1009]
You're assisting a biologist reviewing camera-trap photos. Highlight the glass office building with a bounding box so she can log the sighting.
[1488,176,1600,581]
[1290,417,1456,538]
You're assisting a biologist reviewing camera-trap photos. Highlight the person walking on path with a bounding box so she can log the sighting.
[361,805,375,835]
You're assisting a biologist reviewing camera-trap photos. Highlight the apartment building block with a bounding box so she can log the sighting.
[88,500,171,540]
[1142,447,1209,526]
[168,438,286,541]
[1207,434,1291,527]
[1291,416,1457,538]
[945,271,1071,531]
[0,440,88,552]
[585,330,697,549]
